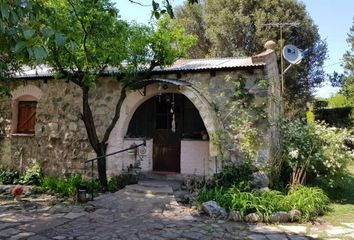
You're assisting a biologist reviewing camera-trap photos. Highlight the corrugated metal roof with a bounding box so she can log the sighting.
[13,65,54,78]
[12,56,265,79]
[153,57,265,72]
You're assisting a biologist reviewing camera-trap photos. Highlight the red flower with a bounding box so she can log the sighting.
[12,185,23,197]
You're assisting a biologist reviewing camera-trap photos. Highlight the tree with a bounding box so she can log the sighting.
[0,0,44,95]
[30,0,194,189]
[175,0,327,115]
[342,19,354,106]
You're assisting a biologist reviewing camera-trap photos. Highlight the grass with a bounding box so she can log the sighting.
[320,161,354,225]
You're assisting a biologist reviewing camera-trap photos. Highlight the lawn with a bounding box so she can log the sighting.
[320,161,354,225]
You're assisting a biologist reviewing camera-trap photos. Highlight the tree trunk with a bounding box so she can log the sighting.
[96,143,108,190]
[81,86,108,190]
[80,85,127,190]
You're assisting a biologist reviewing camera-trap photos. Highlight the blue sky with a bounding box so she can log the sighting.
[115,0,354,98]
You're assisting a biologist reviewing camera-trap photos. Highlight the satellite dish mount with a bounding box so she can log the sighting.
[282,44,308,74]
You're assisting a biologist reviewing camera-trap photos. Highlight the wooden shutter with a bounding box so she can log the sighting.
[17,101,37,134]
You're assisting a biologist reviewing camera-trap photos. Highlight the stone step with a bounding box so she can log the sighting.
[138,180,172,188]
[125,184,173,195]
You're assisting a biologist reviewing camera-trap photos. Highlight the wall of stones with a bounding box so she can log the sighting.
[153,68,271,164]
[0,57,280,177]
[0,77,121,176]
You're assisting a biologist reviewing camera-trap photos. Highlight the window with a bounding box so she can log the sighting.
[11,85,42,135]
[17,101,37,134]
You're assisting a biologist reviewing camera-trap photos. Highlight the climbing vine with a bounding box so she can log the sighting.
[210,74,269,162]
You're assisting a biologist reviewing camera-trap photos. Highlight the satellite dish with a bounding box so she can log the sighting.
[283,44,302,64]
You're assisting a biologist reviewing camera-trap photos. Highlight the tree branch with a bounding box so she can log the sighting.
[128,0,150,7]
[67,0,90,64]
[101,85,127,145]
[81,86,100,152]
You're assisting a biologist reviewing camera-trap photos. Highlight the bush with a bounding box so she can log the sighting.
[41,174,87,197]
[0,169,20,184]
[206,162,253,190]
[281,186,330,221]
[21,165,42,185]
[197,185,330,221]
[280,119,353,187]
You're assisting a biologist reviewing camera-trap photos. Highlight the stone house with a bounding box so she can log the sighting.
[0,43,280,178]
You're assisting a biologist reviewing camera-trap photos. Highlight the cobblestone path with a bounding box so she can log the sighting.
[0,181,353,240]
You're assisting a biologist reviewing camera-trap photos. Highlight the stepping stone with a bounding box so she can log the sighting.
[0,228,21,237]
[125,184,173,195]
[9,232,36,240]
[265,233,288,240]
[278,225,307,234]
[325,226,354,236]
[249,225,283,234]
[288,236,309,240]
[138,180,171,188]
[63,212,86,219]
[248,234,268,240]
[342,223,354,229]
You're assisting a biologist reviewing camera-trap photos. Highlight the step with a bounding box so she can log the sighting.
[138,180,172,188]
[125,184,173,195]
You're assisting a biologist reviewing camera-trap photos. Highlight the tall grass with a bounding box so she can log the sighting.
[197,185,330,221]
[41,174,100,197]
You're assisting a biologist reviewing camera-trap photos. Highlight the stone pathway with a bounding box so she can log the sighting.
[0,181,354,240]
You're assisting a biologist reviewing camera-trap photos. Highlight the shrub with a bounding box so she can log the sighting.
[206,162,253,190]
[21,165,42,185]
[281,186,330,221]
[108,176,122,192]
[197,185,330,222]
[40,174,87,197]
[0,169,20,184]
[280,119,353,187]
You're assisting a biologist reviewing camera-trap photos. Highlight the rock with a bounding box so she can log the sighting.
[251,171,269,189]
[202,200,227,218]
[245,213,263,223]
[269,211,289,223]
[84,204,96,212]
[288,209,302,222]
[229,210,242,222]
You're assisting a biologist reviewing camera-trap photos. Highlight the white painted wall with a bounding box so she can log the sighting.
[106,138,153,175]
[181,140,210,176]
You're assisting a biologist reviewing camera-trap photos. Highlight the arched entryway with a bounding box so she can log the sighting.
[106,82,222,177]
[126,93,208,173]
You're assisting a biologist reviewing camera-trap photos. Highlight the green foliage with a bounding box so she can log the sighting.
[197,185,330,221]
[209,75,267,161]
[280,119,353,187]
[281,186,330,221]
[149,17,197,67]
[108,174,139,192]
[341,19,354,106]
[20,164,42,185]
[328,94,352,108]
[176,0,327,114]
[0,169,20,184]
[315,107,353,128]
[206,162,253,190]
[40,174,91,197]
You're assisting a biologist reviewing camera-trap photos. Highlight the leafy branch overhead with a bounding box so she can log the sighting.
[1,0,197,189]
[151,0,199,19]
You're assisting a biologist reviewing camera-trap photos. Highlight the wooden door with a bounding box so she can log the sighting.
[153,94,181,172]
[17,101,37,134]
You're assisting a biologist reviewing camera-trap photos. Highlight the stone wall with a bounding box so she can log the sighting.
[0,77,122,176]
[0,50,280,177]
